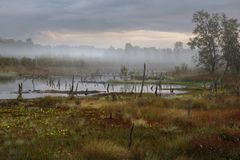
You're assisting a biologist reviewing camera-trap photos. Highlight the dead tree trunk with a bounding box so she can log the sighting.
[57,80,61,90]
[236,85,240,96]
[112,84,114,92]
[155,86,158,96]
[131,84,135,93]
[107,84,110,93]
[210,63,229,95]
[155,74,163,96]
[75,81,80,93]
[65,81,67,90]
[170,85,174,94]
[69,75,75,98]
[32,79,35,91]
[158,73,162,93]
[85,89,88,96]
[17,83,23,101]
[139,63,146,97]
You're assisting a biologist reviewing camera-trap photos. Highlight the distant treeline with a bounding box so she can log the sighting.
[0,56,86,68]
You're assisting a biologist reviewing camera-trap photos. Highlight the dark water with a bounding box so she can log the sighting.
[0,76,186,100]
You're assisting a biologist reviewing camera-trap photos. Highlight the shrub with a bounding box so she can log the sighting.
[224,97,240,107]
[0,100,19,108]
[35,96,59,108]
[130,143,146,160]
[187,132,240,160]
[191,100,208,109]
[136,98,153,107]
[74,99,81,106]
[103,102,139,121]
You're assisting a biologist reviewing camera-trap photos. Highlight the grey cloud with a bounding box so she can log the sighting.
[0,0,239,38]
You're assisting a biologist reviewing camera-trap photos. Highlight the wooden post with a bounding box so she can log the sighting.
[139,63,146,97]
[128,124,134,149]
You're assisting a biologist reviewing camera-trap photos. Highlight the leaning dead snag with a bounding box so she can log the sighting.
[106,83,110,93]
[139,63,146,97]
[75,81,80,93]
[155,86,158,96]
[17,83,23,100]
[128,124,134,149]
[131,83,136,93]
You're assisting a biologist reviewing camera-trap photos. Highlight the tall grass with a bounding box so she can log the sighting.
[82,140,129,160]
[0,93,240,159]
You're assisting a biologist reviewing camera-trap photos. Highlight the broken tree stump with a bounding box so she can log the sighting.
[139,63,146,97]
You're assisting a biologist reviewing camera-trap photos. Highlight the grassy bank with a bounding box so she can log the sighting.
[0,93,240,160]
[0,72,17,81]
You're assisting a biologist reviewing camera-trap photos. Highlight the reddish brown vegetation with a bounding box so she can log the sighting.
[188,132,240,159]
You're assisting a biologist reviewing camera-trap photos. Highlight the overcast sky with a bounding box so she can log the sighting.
[0,0,239,48]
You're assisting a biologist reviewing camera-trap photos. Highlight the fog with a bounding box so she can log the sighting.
[0,37,196,72]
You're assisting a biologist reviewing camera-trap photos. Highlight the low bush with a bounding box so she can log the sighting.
[35,96,60,108]
[191,100,208,109]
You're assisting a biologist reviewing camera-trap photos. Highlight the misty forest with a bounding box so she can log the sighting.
[0,1,240,160]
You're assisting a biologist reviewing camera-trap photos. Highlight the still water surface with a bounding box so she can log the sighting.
[0,76,186,100]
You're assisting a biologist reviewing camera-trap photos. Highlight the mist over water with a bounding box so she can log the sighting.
[0,38,196,72]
